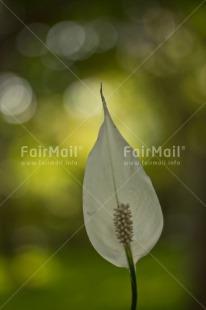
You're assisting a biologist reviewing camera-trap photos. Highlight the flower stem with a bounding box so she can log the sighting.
[125,245,137,310]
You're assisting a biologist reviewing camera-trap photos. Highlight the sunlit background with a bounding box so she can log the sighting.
[0,0,206,309]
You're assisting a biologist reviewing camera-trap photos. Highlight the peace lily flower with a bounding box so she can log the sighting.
[83,85,163,309]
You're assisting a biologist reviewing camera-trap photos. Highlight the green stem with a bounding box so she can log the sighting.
[125,245,137,310]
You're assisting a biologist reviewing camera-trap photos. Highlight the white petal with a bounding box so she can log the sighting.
[83,92,163,268]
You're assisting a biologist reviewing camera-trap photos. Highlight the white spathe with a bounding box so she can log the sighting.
[83,92,163,268]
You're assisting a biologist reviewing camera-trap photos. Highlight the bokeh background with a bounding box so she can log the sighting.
[0,0,206,309]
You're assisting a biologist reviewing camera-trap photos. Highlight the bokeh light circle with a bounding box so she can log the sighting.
[46,21,85,59]
[0,73,36,123]
[17,23,49,57]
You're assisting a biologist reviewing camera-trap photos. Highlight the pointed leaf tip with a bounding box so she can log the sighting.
[100,83,107,110]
